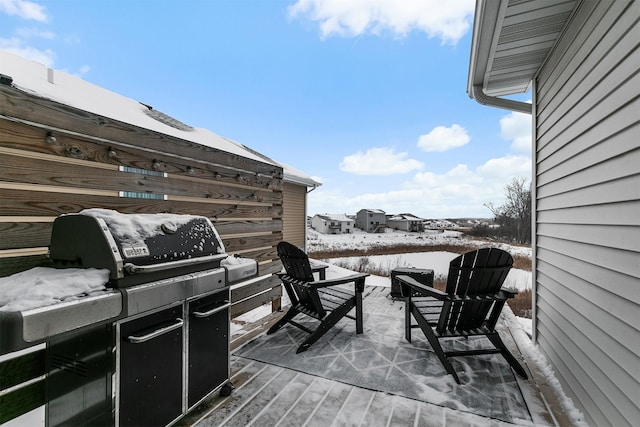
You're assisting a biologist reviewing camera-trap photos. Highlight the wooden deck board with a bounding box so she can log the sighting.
[360,392,396,426]
[180,356,522,427]
[278,377,338,426]
[250,372,315,426]
[304,382,353,427]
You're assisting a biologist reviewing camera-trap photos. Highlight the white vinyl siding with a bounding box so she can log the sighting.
[282,182,307,249]
[534,1,640,426]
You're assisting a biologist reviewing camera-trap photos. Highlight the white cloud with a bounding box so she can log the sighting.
[310,154,532,218]
[0,1,55,68]
[477,154,531,178]
[15,27,55,39]
[289,0,474,44]
[339,147,423,176]
[417,124,470,152]
[0,37,55,66]
[0,0,47,22]
[500,110,532,152]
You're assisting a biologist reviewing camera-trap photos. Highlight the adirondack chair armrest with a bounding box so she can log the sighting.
[310,273,369,292]
[277,273,311,288]
[395,275,447,300]
[498,288,518,299]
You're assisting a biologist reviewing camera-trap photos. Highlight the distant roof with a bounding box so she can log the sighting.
[388,213,423,221]
[359,208,385,214]
[0,50,318,187]
[314,214,353,222]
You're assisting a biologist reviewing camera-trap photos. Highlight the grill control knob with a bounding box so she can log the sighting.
[161,222,177,234]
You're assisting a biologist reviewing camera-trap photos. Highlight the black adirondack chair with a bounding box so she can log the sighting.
[397,248,528,383]
[267,241,368,353]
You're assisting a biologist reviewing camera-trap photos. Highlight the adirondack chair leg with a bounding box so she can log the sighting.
[267,307,300,335]
[486,333,528,379]
[355,279,364,334]
[404,297,412,343]
[410,303,461,384]
[296,302,355,354]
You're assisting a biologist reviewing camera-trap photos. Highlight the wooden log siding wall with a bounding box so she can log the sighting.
[0,84,284,319]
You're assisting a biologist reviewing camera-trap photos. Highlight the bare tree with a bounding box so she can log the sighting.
[484,177,531,244]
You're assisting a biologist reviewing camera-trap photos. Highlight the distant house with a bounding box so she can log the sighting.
[386,213,424,232]
[311,214,354,234]
[355,209,386,233]
[468,1,639,425]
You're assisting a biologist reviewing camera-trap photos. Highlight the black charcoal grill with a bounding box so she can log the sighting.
[1,209,259,427]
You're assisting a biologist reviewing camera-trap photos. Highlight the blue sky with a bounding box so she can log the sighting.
[0,0,532,219]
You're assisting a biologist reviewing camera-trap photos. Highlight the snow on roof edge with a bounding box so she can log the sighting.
[0,50,317,187]
[216,136,321,188]
[278,162,322,188]
[0,51,271,164]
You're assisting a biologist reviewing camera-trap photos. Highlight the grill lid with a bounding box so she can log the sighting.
[49,209,227,286]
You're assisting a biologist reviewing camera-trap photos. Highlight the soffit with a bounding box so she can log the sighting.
[469,0,580,97]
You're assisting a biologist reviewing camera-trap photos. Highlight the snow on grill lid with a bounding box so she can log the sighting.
[78,208,223,251]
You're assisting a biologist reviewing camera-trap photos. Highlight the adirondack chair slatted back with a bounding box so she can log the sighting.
[440,248,513,334]
[277,241,326,318]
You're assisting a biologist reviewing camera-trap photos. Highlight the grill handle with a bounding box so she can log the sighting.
[193,302,230,318]
[127,318,184,344]
[124,254,227,275]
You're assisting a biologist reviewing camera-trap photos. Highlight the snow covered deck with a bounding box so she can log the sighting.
[177,286,577,427]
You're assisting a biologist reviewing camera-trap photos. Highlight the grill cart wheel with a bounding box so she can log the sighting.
[220,382,234,397]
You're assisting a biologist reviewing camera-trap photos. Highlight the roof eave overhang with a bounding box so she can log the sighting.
[283,172,322,189]
[467,0,532,114]
[467,0,580,115]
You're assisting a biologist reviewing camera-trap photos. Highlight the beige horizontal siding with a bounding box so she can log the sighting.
[282,182,307,249]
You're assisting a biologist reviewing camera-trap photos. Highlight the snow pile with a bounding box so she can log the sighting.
[505,309,589,427]
[0,267,110,312]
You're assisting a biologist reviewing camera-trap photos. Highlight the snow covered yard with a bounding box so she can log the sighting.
[307,227,532,258]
